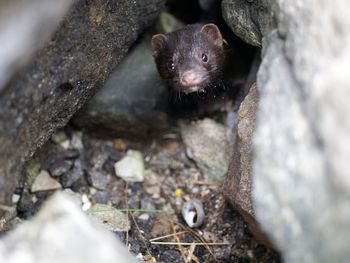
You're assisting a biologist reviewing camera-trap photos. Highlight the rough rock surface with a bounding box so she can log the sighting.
[87,203,130,232]
[222,0,276,47]
[180,119,233,180]
[223,84,272,247]
[0,0,74,91]
[0,0,164,209]
[223,0,350,261]
[0,192,136,263]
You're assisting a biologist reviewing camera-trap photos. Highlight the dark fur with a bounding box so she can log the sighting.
[151,24,226,93]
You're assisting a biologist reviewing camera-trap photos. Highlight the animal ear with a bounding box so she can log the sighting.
[200,24,223,46]
[151,34,167,58]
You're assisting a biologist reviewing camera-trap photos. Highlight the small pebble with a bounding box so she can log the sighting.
[31,170,62,192]
[49,160,73,177]
[87,170,111,190]
[138,213,150,221]
[12,194,20,204]
[82,202,92,211]
[51,131,68,144]
[114,150,144,182]
[60,140,70,149]
[71,131,83,150]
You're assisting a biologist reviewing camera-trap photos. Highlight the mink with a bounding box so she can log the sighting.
[151,23,251,95]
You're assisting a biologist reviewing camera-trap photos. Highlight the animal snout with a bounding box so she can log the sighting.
[180,71,202,86]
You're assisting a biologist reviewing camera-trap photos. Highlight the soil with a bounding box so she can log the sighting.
[6,123,280,263]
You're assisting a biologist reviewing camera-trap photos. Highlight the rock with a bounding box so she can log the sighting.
[87,203,130,232]
[143,169,161,198]
[198,0,217,10]
[49,160,73,177]
[60,159,84,188]
[87,170,112,191]
[180,119,233,180]
[31,170,62,192]
[0,192,137,262]
[1,217,23,233]
[223,84,272,247]
[73,32,170,139]
[0,0,164,210]
[51,131,69,145]
[222,0,274,46]
[155,11,184,34]
[224,0,350,261]
[11,194,20,204]
[16,191,34,214]
[114,150,145,182]
[81,194,92,211]
[140,196,156,211]
[63,149,80,159]
[0,0,74,91]
[103,153,122,175]
[93,191,110,205]
[70,131,84,151]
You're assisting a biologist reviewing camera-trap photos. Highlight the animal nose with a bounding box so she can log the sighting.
[180,71,201,86]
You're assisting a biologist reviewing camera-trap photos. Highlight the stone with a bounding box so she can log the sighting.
[0,0,164,210]
[114,150,145,182]
[31,170,62,192]
[73,32,170,139]
[93,191,110,205]
[224,0,350,261]
[87,170,112,191]
[60,159,84,188]
[70,131,84,151]
[1,217,23,233]
[49,160,73,177]
[223,84,272,247]
[0,192,137,262]
[51,131,69,145]
[222,0,276,47]
[16,191,34,214]
[198,0,217,11]
[180,119,233,180]
[0,0,74,91]
[11,194,20,204]
[87,203,130,232]
[63,149,80,159]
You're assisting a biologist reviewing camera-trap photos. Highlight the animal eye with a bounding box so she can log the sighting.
[167,60,175,70]
[201,53,208,63]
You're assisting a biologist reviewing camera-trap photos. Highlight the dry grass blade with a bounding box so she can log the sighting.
[123,182,129,248]
[185,243,196,263]
[150,241,232,246]
[167,213,188,263]
[149,231,188,242]
[178,223,220,263]
[130,211,154,259]
[190,180,221,186]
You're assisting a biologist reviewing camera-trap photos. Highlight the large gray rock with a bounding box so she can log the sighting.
[73,34,169,138]
[223,0,350,262]
[223,84,272,247]
[180,119,233,180]
[0,192,136,263]
[0,0,74,91]
[0,0,164,210]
